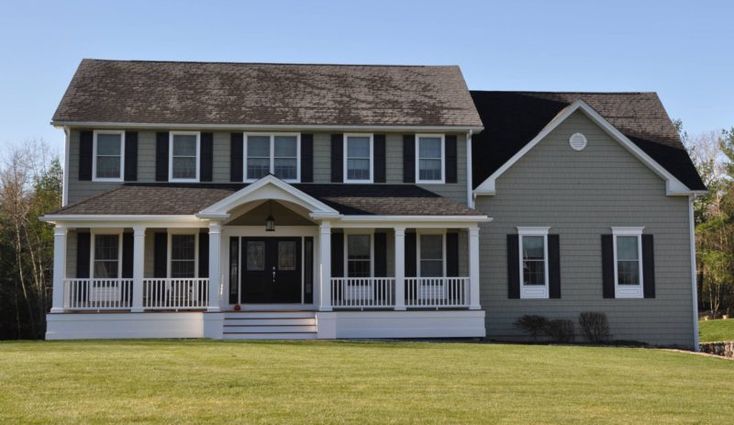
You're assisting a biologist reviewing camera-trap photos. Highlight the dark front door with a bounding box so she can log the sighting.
[241,237,302,303]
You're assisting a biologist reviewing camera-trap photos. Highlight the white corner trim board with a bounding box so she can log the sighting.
[472,100,696,197]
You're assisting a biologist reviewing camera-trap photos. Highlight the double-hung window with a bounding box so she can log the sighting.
[346,234,372,278]
[612,227,644,298]
[416,134,444,183]
[245,133,300,181]
[93,130,124,181]
[169,132,200,182]
[344,134,373,183]
[169,234,197,278]
[93,234,121,278]
[518,227,549,299]
[418,234,444,277]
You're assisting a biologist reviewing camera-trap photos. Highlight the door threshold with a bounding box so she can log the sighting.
[228,304,317,311]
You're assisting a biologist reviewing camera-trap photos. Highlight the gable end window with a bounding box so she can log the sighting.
[244,133,300,182]
[416,134,445,183]
[612,227,644,298]
[518,227,549,299]
[169,131,200,182]
[343,134,373,183]
[92,130,125,181]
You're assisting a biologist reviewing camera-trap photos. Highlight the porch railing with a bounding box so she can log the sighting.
[330,277,471,309]
[331,277,395,309]
[63,278,133,310]
[143,278,209,310]
[405,277,470,308]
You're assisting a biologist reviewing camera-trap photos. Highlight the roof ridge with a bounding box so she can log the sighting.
[82,58,458,69]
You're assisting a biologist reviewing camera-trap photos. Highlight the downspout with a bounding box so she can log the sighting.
[62,126,70,207]
[688,194,700,351]
[466,130,473,209]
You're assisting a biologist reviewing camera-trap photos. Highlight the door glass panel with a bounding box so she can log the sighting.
[278,241,297,271]
[246,241,265,271]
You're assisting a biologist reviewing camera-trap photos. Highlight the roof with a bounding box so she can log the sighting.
[52,59,483,129]
[50,183,481,217]
[470,91,705,191]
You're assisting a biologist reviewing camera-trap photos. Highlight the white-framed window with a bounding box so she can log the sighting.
[244,133,300,182]
[418,231,445,277]
[518,227,549,299]
[169,131,200,182]
[91,232,122,278]
[612,227,644,299]
[92,130,125,181]
[345,233,373,278]
[343,133,373,183]
[416,134,445,184]
[168,232,199,278]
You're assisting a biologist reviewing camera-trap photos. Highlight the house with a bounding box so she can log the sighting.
[42,59,704,348]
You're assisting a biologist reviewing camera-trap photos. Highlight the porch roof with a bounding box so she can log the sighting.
[50,183,481,217]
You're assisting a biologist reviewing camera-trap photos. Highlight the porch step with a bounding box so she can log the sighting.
[224,311,316,319]
[222,311,317,340]
[222,332,318,340]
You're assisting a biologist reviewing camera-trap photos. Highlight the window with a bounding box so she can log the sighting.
[170,234,196,278]
[246,241,265,271]
[419,234,444,277]
[245,133,300,181]
[169,132,200,181]
[344,134,373,183]
[416,134,444,183]
[93,130,124,181]
[93,234,120,278]
[347,234,371,277]
[518,227,549,299]
[612,227,644,298]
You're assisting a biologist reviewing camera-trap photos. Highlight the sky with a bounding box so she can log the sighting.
[0,0,732,158]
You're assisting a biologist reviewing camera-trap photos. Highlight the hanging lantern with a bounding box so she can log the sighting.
[265,201,275,231]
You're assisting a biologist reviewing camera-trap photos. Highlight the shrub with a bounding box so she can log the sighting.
[578,312,610,343]
[514,315,549,340]
[544,319,575,343]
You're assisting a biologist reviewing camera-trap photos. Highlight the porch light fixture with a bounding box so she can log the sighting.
[265,201,275,232]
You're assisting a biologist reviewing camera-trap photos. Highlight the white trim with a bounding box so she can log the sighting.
[517,227,550,299]
[466,130,474,208]
[92,130,125,182]
[611,226,644,299]
[417,230,446,278]
[473,100,695,197]
[338,215,491,223]
[343,133,374,184]
[244,132,301,183]
[415,134,445,184]
[688,195,700,351]
[168,131,201,182]
[62,126,70,206]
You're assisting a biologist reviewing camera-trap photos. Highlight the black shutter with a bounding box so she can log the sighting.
[200,132,213,182]
[122,232,133,278]
[76,232,90,278]
[405,232,417,277]
[331,232,344,277]
[507,235,519,299]
[230,133,243,182]
[301,134,314,182]
[374,134,386,183]
[124,131,138,181]
[403,135,415,183]
[374,232,387,277]
[331,134,343,182]
[445,135,457,183]
[154,232,167,278]
[642,234,655,298]
[601,234,615,298]
[198,232,209,278]
[548,234,561,299]
[446,232,459,277]
[156,132,169,182]
[79,131,93,181]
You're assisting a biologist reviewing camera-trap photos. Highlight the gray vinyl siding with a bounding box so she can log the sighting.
[475,111,695,348]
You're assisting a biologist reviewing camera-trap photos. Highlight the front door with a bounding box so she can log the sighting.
[241,237,302,303]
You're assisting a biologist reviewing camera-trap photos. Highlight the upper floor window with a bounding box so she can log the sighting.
[245,133,300,182]
[416,134,444,183]
[93,130,124,181]
[418,233,444,277]
[344,134,373,183]
[518,227,549,299]
[612,227,644,298]
[169,132,200,182]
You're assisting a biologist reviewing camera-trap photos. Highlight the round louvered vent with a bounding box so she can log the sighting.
[569,133,587,151]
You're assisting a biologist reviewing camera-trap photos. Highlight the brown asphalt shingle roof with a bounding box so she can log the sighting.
[50,184,482,217]
[52,59,483,128]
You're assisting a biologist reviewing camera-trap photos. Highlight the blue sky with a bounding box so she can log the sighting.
[0,0,732,156]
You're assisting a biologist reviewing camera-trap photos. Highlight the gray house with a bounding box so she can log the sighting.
[42,59,704,348]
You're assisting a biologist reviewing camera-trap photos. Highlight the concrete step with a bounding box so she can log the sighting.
[222,332,318,340]
[223,325,318,333]
[223,318,316,326]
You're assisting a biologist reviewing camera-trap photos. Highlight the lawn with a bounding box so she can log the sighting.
[699,318,734,342]
[1,340,732,425]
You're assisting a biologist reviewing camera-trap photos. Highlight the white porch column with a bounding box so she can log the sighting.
[50,224,67,313]
[319,221,332,311]
[131,225,146,312]
[469,225,481,310]
[394,226,406,311]
[207,222,222,312]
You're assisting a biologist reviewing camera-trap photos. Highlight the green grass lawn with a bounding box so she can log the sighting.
[699,318,734,342]
[1,340,732,424]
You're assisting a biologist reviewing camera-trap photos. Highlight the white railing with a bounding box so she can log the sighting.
[405,277,470,308]
[331,277,395,309]
[63,278,133,310]
[143,278,209,310]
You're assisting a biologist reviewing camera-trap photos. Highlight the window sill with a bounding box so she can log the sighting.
[520,285,549,299]
[169,178,200,183]
[92,177,124,183]
[614,286,644,299]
